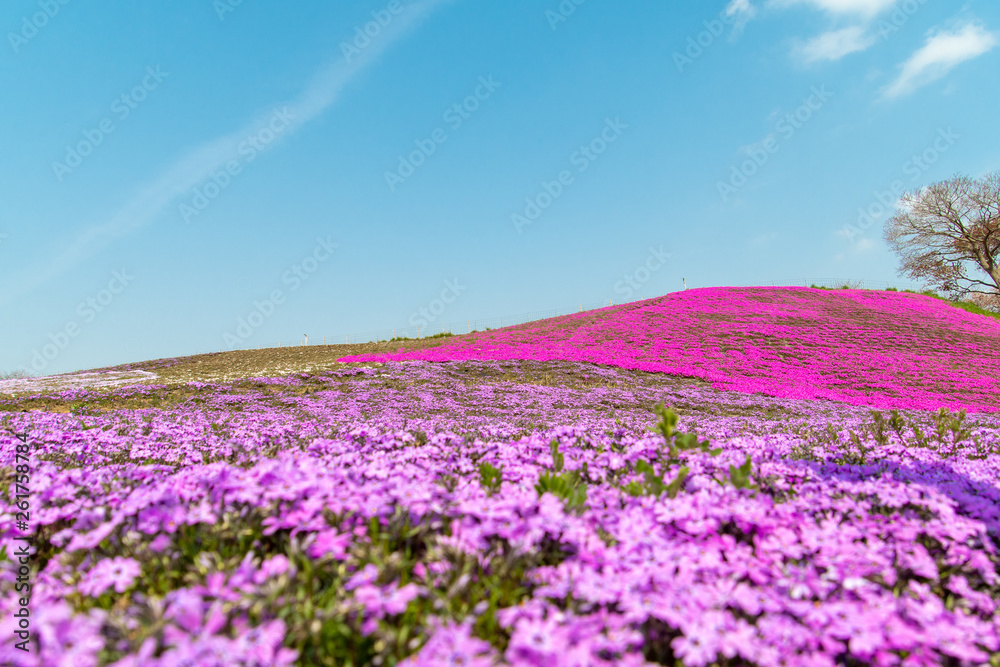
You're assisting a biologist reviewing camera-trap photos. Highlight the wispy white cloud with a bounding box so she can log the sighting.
[768,0,896,18]
[768,0,898,64]
[795,25,876,62]
[883,22,998,99]
[1,0,453,307]
[725,0,757,35]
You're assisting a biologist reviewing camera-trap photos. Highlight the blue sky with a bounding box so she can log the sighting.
[1,0,998,375]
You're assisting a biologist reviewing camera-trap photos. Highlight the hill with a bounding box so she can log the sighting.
[341,286,1000,413]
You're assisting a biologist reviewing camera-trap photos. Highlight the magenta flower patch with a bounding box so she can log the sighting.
[342,287,1000,413]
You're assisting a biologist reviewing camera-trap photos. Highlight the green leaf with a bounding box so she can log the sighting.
[665,467,688,499]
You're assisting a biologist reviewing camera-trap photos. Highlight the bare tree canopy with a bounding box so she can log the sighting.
[884,172,1000,303]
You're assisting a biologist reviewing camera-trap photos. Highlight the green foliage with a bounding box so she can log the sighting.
[946,299,1000,319]
[549,439,565,473]
[932,407,971,444]
[625,459,688,499]
[869,407,986,457]
[652,403,722,460]
[809,283,859,291]
[808,408,994,465]
[478,461,503,496]
[622,404,751,498]
[534,440,589,512]
[535,470,589,510]
[728,454,755,490]
[889,287,1000,319]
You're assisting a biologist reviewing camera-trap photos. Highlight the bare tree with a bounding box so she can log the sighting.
[884,172,1000,305]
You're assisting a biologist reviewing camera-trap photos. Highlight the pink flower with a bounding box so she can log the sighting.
[253,555,294,584]
[307,528,351,560]
[383,582,421,615]
[77,557,141,597]
[403,621,497,667]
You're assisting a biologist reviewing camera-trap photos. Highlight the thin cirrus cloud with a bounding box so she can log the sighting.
[725,0,758,34]
[0,0,453,308]
[883,22,998,99]
[796,25,876,63]
[768,0,897,17]
[763,0,897,63]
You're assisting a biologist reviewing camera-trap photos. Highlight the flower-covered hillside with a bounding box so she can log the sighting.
[341,287,1000,413]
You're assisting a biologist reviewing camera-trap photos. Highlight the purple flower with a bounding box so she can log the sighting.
[383,582,421,615]
[78,557,141,597]
[306,528,351,560]
[34,602,106,667]
[403,621,497,667]
[253,555,294,584]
